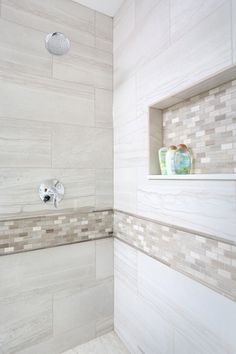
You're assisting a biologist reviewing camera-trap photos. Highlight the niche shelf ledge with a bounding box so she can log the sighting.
[148,174,236,181]
[148,64,236,180]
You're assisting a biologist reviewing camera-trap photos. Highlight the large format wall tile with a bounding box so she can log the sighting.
[0,168,95,215]
[1,0,95,47]
[233,0,236,63]
[0,118,51,168]
[95,169,113,209]
[0,73,95,126]
[0,241,96,297]
[0,240,114,354]
[170,0,227,43]
[53,41,112,90]
[114,0,169,86]
[135,0,170,68]
[95,88,113,128]
[0,292,53,354]
[114,168,137,214]
[96,238,114,280]
[16,323,96,354]
[95,12,113,53]
[137,168,236,241]
[0,19,51,77]
[114,239,236,354]
[137,2,232,105]
[114,117,147,168]
[0,0,113,218]
[53,278,113,335]
[114,0,236,353]
[52,125,113,169]
[113,75,137,127]
[113,0,135,52]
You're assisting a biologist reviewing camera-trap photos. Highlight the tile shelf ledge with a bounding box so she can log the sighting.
[148,174,236,181]
[148,64,236,178]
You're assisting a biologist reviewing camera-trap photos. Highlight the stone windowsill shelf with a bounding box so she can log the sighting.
[148,174,236,181]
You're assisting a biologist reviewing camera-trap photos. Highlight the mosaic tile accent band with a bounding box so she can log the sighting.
[114,210,236,302]
[163,80,236,174]
[0,209,113,255]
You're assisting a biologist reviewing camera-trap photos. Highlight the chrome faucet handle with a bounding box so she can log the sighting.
[39,179,64,208]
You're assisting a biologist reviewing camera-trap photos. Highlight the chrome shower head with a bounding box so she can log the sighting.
[45,32,70,55]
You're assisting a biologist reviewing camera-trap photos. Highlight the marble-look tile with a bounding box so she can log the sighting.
[135,0,170,65]
[114,210,236,301]
[135,0,160,23]
[0,240,114,354]
[0,242,96,298]
[95,169,113,209]
[0,72,95,126]
[114,116,147,168]
[95,316,114,337]
[114,239,138,292]
[0,168,95,215]
[0,118,51,168]
[114,239,236,354]
[0,18,51,77]
[114,168,137,214]
[52,125,112,169]
[53,41,112,90]
[137,2,232,106]
[174,332,206,354]
[17,323,96,354]
[170,0,227,43]
[62,331,129,354]
[137,249,236,354]
[233,0,236,63]
[137,168,236,241]
[113,75,136,127]
[95,88,113,128]
[96,238,114,280]
[149,108,163,174]
[114,0,170,86]
[2,0,95,47]
[113,0,135,51]
[95,12,112,53]
[0,292,53,354]
[53,278,113,335]
[113,0,136,85]
[113,33,137,87]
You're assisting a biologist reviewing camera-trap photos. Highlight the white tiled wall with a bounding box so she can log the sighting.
[113,1,236,353]
[113,0,236,242]
[0,0,113,217]
[0,238,114,354]
[114,239,236,354]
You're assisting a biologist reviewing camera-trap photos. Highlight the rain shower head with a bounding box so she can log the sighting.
[45,32,70,55]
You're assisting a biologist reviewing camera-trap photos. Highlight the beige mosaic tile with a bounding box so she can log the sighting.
[0,209,113,255]
[163,81,236,173]
[114,210,236,302]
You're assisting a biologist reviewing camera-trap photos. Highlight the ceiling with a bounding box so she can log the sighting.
[72,0,124,17]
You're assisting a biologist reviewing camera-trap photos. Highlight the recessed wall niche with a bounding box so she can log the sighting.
[149,65,236,180]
